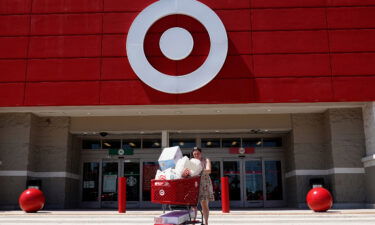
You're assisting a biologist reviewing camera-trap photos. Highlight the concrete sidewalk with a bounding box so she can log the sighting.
[1,209,375,225]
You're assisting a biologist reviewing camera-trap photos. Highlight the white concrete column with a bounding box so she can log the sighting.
[362,102,375,168]
[362,102,375,207]
[161,130,169,148]
[363,102,375,157]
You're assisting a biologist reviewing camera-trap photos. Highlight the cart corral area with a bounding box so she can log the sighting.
[1,209,375,225]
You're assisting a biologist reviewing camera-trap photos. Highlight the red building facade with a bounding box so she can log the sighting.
[1,0,375,106]
[1,0,375,209]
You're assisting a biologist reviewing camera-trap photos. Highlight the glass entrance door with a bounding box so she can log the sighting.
[223,160,242,207]
[123,161,140,207]
[101,161,119,208]
[100,159,140,208]
[243,160,264,207]
[223,158,284,207]
[264,160,284,207]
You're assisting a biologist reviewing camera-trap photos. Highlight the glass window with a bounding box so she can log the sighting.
[82,162,99,201]
[142,139,162,149]
[211,161,221,201]
[223,161,241,201]
[102,139,121,149]
[245,161,263,201]
[82,140,101,150]
[201,139,220,148]
[222,138,240,148]
[122,139,141,149]
[169,139,196,148]
[265,161,283,200]
[263,138,282,147]
[142,162,159,201]
[101,162,118,201]
[242,138,262,147]
[124,162,140,201]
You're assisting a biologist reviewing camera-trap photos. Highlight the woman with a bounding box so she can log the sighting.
[191,146,214,225]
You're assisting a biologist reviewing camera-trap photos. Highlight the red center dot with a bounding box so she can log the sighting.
[144,15,210,76]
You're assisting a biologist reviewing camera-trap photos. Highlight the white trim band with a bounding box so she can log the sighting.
[0,170,80,180]
[285,168,365,178]
[362,154,375,168]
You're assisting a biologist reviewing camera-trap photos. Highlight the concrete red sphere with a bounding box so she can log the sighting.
[306,187,333,212]
[19,188,46,213]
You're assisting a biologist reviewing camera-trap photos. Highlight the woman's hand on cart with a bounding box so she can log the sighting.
[181,168,191,178]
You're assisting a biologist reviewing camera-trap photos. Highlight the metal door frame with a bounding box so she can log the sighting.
[262,157,286,208]
[100,159,122,208]
[242,158,264,208]
[222,158,243,208]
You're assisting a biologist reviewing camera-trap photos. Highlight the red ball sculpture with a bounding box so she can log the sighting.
[19,188,46,213]
[306,187,333,212]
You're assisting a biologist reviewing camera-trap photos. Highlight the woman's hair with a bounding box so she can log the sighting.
[191,146,202,156]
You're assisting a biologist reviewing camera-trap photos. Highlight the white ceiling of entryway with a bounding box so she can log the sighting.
[0,102,366,117]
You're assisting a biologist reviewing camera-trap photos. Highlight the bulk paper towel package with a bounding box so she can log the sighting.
[189,158,203,176]
[154,210,195,224]
[175,156,202,177]
[158,146,183,171]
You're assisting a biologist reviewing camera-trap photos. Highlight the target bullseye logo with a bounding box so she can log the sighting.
[126,0,228,94]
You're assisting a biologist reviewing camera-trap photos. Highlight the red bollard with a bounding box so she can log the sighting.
[118,177,126,213]
[221,177,230,213]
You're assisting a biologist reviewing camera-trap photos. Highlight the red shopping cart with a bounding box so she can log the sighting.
[151,176,203,225]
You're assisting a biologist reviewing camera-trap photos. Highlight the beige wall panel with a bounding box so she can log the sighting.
[0,176,27,208]
[0,113,33,171]
[285,176,298,207]
[0,143,30,170]
[331,174,365,203]
[291,114,325,144]
[293,143,329,170]
[365,167,375,203]
[363,103,375,155]
[40,178,66,209]
[326,108,365,168]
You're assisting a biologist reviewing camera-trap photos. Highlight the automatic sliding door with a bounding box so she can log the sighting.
[244,160,264,207]
[142,162,158,202]
[223,161,241,207]
[210,161,221,201]
[101,162,118,208]
[264,160,284,207]
[123,161,140,202]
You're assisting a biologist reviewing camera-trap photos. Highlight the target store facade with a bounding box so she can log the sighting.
[1,0,375,209]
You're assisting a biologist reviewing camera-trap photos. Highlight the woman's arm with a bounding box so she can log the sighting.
[203,158,211,174]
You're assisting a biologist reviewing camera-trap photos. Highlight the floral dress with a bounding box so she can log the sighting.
[198,158,215,201]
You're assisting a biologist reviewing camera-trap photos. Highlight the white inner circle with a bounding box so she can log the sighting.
[159,27,194,60]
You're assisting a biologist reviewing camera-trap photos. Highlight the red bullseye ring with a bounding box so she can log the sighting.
[144,15,210,76]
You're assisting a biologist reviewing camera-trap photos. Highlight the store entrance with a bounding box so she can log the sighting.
[100,159,140,208]
[81,158,284,208]
[221,158,284,208]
